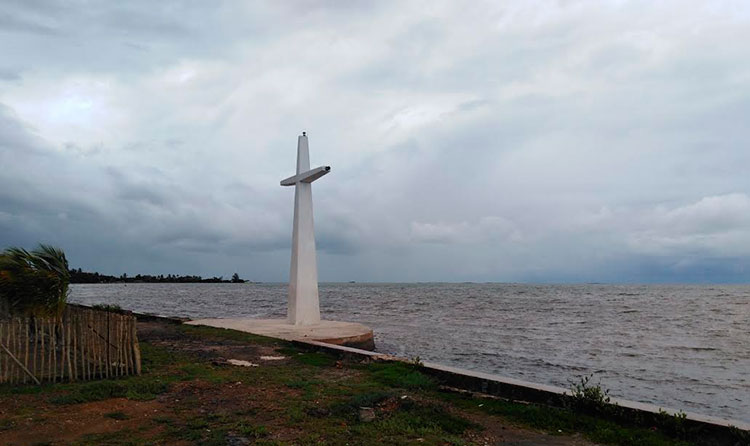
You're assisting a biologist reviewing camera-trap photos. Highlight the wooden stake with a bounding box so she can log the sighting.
[6,320,14,382]
[132,318,141,375]
[71,313,77,381]
[32,321,38,382]
[65,318,72,381]
[106,312,110,379]
[24,320,30,385]
[0,322,5,383]
[98,313,104,380]
[125,317,132,375]
[6,320,14,383]
[14,319,21,383]
[0,342,40,385]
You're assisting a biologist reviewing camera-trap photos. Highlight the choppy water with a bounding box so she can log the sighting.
[69,283,749,423]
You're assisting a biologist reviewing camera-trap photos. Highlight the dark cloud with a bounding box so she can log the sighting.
[0,10,61,36]
[0,69,22,81]
[1,1,750,282]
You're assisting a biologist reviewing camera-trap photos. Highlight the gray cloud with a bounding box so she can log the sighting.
[1,1,750,282]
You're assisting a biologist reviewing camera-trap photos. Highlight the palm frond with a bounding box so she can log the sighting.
[0,244,70,318]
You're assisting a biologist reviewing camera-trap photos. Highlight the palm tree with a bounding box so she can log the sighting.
[0,244,70,318]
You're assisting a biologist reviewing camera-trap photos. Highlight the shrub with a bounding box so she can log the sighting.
[568,374,612,414]
[0,244,70,318]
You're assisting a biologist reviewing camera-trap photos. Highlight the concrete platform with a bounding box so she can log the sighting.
[185,318,375,351]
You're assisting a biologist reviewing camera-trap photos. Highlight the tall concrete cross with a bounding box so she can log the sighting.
[280,132,330,325]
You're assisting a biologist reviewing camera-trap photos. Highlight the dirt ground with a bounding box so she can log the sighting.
[0,319,600,446]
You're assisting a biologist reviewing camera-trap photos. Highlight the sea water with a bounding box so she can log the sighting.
[69,282,750,423]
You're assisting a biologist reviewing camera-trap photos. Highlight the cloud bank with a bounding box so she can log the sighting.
[1,1,750,282]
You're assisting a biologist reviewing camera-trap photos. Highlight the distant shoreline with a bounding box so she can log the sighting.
[69,268,249,284]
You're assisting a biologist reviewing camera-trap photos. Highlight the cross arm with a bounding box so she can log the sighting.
[280,166,331,186]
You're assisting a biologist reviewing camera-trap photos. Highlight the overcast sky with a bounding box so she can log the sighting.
[2,1,750,283]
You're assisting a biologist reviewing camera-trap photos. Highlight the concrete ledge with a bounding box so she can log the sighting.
[185,318,375,351]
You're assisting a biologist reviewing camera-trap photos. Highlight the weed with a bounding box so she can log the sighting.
[656,409,693,439]
[568,374,612,414]
[728,425,750,446]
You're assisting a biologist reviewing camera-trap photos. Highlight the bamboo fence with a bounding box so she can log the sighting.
[0,306,141,384]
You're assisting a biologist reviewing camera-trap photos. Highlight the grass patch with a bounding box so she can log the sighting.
[285,378,323,390]
[285,405,306,424]
[0,383,46,396]
[177,324,279,345]
[348,399,477,444]
[139,342,182,371]
[177,362,231,383]
[294,351,337,367]
[365,361,437,390]
[50,376,169,405]
[444,393,692,446]
[330,390,395,417]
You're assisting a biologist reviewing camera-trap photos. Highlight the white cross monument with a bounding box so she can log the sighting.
[280,132,330,325]
[185,133,374,350]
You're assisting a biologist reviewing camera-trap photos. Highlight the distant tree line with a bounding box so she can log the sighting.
[68,269,247,284]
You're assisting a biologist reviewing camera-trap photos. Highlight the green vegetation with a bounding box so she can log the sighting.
[445,392,693,446]
[0,322,742,446]
[365,361,437,390]
[48,377,170,404]
[68,268,247,284]
[177,323,279,345]
[567,373,613,413]
[0,244,70,317]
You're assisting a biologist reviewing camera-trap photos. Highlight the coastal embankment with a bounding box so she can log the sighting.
[1,310,747,445]
[69,282,750,424]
